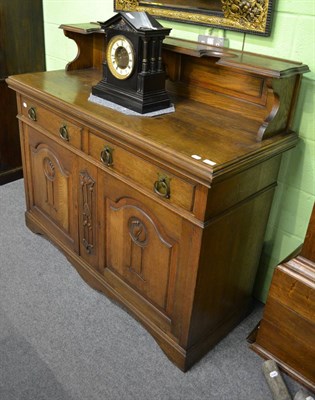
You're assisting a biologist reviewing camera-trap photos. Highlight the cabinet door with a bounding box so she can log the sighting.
[99,172,182,324]
[24,126,78,250]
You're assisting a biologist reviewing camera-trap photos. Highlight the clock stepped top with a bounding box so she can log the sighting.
[99,11,171,36]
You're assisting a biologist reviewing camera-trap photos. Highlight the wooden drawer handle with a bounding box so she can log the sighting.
[27,107,37,121]
[154,175,170,199]
[59,125,69,141]
[100,146,113,166]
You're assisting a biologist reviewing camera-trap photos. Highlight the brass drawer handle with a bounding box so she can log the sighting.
[100,146,113,166]
[27,107,37,121]
[154,174,170,199]
[59,125,69,141]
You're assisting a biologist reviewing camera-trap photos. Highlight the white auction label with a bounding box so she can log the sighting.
[203,159,216,166]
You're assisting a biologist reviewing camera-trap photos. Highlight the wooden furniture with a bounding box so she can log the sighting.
[0,0,45,185]
[251,203,315,392]
[6,24,309,371]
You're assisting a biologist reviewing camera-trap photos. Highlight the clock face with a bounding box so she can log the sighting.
[106,35,135,80]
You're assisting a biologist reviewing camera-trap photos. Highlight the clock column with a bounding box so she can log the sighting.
[157,37,164,72]
[140,36,164,75]
[141,38,149,74]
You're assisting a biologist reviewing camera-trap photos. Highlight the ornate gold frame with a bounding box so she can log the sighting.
[114,0,273,36]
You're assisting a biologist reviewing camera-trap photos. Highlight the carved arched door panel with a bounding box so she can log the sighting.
[27,128,78,248]
[105,195,179,315]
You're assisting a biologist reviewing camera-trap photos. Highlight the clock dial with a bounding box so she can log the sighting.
[106,35,135,80]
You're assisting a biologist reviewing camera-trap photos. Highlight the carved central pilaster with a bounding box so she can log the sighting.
[80,170,96,254]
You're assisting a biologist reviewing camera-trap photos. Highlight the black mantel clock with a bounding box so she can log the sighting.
[92,12,172,114]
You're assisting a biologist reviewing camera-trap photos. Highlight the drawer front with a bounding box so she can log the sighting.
[21,96,82,149]
[268,266,315,324]
[89,131,196,212]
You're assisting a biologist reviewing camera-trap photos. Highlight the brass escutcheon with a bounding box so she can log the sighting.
[100,146,114,166]
[153,173,171,199]
[27,107,37,121]
[59,125,69,141]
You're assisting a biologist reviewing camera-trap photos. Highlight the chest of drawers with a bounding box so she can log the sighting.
[6,26,309,371]
[251,204,315,391]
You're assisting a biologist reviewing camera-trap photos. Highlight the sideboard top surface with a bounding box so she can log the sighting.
[7,68,299,185]
[7,30,307,184]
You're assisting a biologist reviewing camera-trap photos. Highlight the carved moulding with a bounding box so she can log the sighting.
[114,0,274,36]
[80,170,96,254]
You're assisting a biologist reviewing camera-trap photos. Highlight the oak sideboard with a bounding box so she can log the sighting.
[6,24,309,371]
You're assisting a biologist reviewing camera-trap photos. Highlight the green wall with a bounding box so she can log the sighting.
[43,0,315,302]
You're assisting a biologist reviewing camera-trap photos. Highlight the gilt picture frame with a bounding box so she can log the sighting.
[114,0,274,36]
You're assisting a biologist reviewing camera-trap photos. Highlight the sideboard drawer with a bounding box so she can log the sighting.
[20,96,82,149]
[88,131,196,212]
